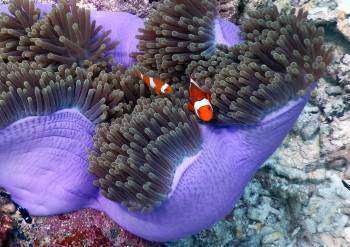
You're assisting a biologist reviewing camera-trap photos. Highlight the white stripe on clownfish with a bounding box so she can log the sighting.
[160,83,170,94]
[194,98,213,115]
[149,77,156,88]
[187,76,214,122]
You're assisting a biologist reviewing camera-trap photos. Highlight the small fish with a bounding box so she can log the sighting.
[15,203,32,224]
[342,180,350,191]
[0,190,32,224]
[187,77,214,122]
[135,71,173,95]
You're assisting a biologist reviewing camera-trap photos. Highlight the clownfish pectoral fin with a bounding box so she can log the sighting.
[187,101,195,112]
[206,93,212,102]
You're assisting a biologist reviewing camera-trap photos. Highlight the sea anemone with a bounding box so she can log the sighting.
[0,60,53,91]
[0,61,113,128]
[55,63,126,119]
[0,0,40,62]
[89,97,201,213]
[92,66,152,120]
[0,0,333,243]
[22,0,118,69]
[0,58,151,127]
[189,6,333,124]
[134,0,218,84]
[186,43,242,91]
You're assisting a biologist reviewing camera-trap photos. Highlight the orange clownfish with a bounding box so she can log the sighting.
[187,77,214,122]
[135,71,173,95]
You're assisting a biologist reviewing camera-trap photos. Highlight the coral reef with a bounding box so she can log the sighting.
[0,188,15,247]
[217,0,241,22]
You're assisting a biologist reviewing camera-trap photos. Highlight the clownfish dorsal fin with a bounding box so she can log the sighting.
[190,77,212,95]
[189,76,212,102]
[190,77,201,89]
[149,76,156,89]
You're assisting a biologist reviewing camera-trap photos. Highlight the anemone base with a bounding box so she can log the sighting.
[0,109,98,215]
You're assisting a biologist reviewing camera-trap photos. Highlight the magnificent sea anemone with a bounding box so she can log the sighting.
[0,0,332,242]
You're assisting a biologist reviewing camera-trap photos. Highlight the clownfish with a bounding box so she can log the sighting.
[187,77,214,122]
[135,71,173,95]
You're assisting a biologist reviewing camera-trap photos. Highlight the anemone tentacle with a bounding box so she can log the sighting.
[188,6,333,124]
[134,0,218,84]
[0,0,40,62]
[0,61,115,127]
[89,97,201,213]
[99,67,152,120]
[186,43,243,90]
[0,60,54,92]
[22,0,118,69]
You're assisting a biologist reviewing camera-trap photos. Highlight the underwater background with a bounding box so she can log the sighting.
[0,0,349,246]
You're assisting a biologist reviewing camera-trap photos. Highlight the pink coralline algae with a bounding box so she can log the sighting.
[0,213,13,246]
[0,188,15,247]
[4,208,155,247]
[2,187,152,246]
